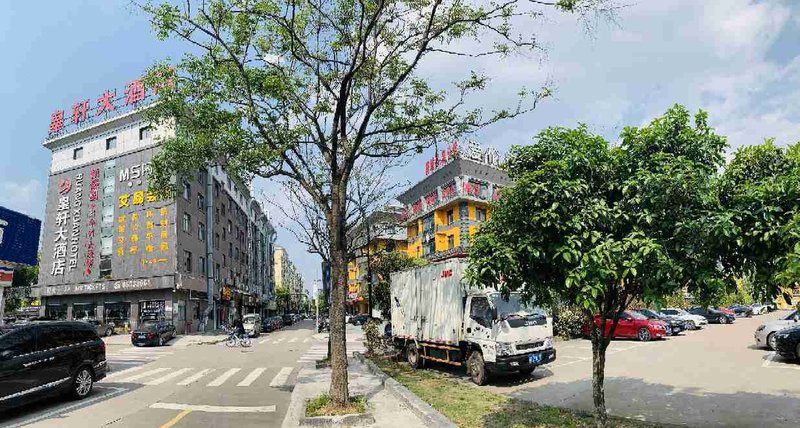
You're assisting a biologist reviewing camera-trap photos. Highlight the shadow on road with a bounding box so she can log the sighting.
[506,376,800,427]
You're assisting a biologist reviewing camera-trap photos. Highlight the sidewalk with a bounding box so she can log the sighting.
[282,356,428,428]
[102,332,228,346]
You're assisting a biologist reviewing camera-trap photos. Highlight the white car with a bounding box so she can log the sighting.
[661,308,708,330]
[242,314,262,337]
[755,310,799,350]
[751,303,769,315]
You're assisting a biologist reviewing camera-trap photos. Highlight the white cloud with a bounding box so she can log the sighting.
[0,179,44,219]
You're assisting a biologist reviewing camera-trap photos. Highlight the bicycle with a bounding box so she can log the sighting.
[224,326,252,347]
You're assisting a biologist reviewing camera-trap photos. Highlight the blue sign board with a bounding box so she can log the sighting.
[0,206,41,267]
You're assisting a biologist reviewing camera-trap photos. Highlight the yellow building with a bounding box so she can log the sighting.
[398,144,510,261]
[346,207,408,315]
[777,286,800,310]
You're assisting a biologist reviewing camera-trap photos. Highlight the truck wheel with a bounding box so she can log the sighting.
[467,351,488,386]
[407,343,424,369]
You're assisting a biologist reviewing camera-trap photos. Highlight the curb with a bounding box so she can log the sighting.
[299,413,376,427]
[354,353,457,428]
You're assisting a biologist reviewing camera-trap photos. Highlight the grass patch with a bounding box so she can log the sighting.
[305,394,367,417]
[372,358,659,428]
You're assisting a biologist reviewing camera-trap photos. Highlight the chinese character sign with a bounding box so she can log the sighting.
[51,178,71,276]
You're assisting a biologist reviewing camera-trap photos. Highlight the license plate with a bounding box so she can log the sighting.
[528,353,541,364]
[138,334,146,338]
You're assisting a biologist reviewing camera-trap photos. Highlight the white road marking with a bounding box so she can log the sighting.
[177,368,215,385]
[289,337,298,343]
[145,368,193,385]
[259,339,269,344]
[150,402,276,413]
[116,367,171,383]
[208,368,241,386]
[273,337,285,344]
[102,365,144,380]
[237,368,267,387]
[269,367,293,387]
[4,387,129,428]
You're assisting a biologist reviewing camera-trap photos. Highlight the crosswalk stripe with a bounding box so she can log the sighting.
[177,368,215,385]
[116,367,171,383]
[288,338,298,343]
[269,367,293,387]
[237,368,267,387]
[208,368,241,386]
[103,365,144,380]
[146,368,193,385]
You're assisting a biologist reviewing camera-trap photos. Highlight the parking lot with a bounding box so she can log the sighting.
[484,310,800,427]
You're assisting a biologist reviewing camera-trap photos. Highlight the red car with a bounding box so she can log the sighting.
[582,310,667,341]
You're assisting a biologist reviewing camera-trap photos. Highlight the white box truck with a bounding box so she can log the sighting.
[390,258,556,385]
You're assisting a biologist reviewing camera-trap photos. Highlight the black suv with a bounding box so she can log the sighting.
[0,321,107,411]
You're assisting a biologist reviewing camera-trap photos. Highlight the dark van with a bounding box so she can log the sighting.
[0,321,107,411]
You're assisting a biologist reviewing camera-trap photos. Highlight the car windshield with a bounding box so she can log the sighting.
[243,315,257,322]
[626,311,648,320]
[783,310,798,321]
[490,293,545,320]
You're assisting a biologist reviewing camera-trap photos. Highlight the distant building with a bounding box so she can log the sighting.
[273,245,303,313]
[346,205,407,315]
[37,87,276,333]
[397,142,510,261]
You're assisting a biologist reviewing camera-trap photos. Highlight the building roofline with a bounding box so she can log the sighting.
[43,105,155,151]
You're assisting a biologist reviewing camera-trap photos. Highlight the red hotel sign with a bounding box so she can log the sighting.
[47,75,173,139]
[425,141,460,176]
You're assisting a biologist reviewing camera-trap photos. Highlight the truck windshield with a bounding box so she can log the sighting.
[490,293,546,320]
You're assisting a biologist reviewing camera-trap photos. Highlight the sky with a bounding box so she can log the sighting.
[2,1,800,291]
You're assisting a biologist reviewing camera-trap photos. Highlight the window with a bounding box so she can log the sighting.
[198,222,206,241]
[0,328,35,357]
[215,263,221,281]
[228,220,232,234]
[447,209,454,224]
[182,181,191,200]
[214,181,220,197]
[197,169,206,184]
[182,212,191,234]
[215,233,220,249]
[105,136,117,150]
[223,254,227,267]
[475,207,487,222]
[229,242,233,257]
[235,247,239,261]
[469,297,492,327]
[102,205,114,225]
[222,227,227,240]
[197,194,205,210]
[447,235,455,249]
[199,256,206,274]
[184,250,192,272]
[100,237,113,255]
[139,126,152,140]
[73,147,84,160]
[221,203,226,216]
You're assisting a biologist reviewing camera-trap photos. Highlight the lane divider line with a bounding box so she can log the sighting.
[151,402,277,413]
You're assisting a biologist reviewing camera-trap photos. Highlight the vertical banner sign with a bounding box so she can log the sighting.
[69,173,83,272]
[85,168,100,275]
[52,178,71,276]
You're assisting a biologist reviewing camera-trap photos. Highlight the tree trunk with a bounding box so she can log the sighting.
[328,184,350,406]
[591,334,609,427]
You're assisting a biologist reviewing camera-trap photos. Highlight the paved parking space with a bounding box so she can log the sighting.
[483,311,800,427]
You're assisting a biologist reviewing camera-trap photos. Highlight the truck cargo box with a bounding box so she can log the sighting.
[390,259,471,344]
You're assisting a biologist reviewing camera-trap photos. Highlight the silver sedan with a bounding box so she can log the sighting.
[755,310,799,350]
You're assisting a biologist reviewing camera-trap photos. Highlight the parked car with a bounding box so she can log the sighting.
[710,306,736,317]
[750,303,769,315]
[581,310,667,341]
[281,314,294,326]
[660,308,708,330]
[773,324,800,361]
[131,320,175,346]
[242,314,262,337]
[636,309,686,336]
[755,310,800,350]
[83,319,115,337]
[261,318,274,333]
[271,316,284,330]
[349,314,370,326]
[687,307,735,324]
[727,304,753,318]
[0,321,107,411]
[765,302,779,312]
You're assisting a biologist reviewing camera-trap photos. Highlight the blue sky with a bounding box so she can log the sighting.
[2,1,800,288]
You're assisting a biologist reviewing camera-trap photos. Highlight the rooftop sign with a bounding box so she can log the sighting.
[424,141,502,176]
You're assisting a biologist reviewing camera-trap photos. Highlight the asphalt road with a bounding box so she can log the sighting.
[480,310,800,427]
[0,320,359,428]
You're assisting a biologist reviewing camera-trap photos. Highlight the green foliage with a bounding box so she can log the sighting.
[552,305,584,339]
[470,105,727,319]
[717,140,800,303]
[370,251,427,319]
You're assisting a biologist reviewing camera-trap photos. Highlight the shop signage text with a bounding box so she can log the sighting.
[42,278,158,296]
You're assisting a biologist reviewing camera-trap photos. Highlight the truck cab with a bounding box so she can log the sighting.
[463,291,556,383]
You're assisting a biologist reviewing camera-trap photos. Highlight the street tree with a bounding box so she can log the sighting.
[718,140,800,304]
[142,0,616,406]
[370,250,427,318]
[468,105,727,426]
